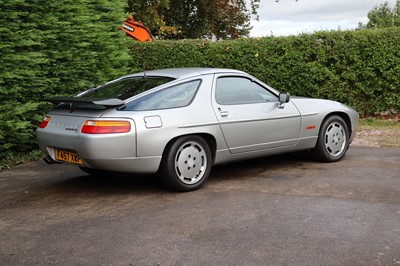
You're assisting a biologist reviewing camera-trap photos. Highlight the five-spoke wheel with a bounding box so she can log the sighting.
[313,115,350,162]
[159,135,212,192]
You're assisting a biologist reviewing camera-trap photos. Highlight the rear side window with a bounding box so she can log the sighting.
[123,80,201,111]
[81,76,174,100]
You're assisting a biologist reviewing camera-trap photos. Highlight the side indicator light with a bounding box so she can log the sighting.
[39,116,51,128]
[306,125,316,130]
[81,120,131,134]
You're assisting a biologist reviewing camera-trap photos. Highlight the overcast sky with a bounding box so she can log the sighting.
[249,0,397,36]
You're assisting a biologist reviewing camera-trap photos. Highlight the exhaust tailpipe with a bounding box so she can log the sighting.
[43,156,61,165]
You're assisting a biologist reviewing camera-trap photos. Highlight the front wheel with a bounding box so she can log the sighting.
[313,115,350,162]
[159,136,212,192]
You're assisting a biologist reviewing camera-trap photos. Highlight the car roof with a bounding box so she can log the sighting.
[126,68,246,80]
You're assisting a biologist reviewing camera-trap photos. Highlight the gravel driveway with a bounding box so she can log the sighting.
[0,146,399,265]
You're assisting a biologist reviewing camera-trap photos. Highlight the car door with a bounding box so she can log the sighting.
[212,75,301,154]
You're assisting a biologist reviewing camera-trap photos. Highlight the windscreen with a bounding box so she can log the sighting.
[81,76,175,100]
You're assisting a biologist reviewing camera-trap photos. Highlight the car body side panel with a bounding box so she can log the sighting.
[291,98,359,145]
[215,102,301,153]
[210,73,302,154]
[213,142,298,166]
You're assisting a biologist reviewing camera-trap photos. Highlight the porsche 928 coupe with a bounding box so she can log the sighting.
[37,68,359,191]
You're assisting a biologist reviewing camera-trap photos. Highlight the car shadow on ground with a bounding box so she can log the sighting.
[43,150,316,194]
[210,150,315,181]
[49,171,164,195]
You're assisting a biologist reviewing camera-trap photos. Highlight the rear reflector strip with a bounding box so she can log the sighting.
[81,120,131,134]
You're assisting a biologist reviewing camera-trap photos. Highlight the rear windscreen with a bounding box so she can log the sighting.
[81,76,175,100]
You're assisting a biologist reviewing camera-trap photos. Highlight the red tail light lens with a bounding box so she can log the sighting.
[81,120,131,134]
[39,116,51,128]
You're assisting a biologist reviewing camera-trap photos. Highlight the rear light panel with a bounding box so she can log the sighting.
[39,116,51,128]
[81,120,131,134]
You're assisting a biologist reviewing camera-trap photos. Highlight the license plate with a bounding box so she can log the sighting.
[55,149,83,165]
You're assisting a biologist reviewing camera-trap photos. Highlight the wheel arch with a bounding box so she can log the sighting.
[161,133,217,165]
[157,133,216,191]
[312,112,351,162]
[323,111,352,137]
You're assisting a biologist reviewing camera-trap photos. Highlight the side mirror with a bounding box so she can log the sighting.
[278,92,290,109]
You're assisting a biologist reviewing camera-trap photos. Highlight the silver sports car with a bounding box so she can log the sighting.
[37,68,358,191]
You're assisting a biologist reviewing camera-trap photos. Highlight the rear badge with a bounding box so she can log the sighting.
[65,127,78,133]
[50,121,78,132]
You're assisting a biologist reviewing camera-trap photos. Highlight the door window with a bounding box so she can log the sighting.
[216,77,277,105]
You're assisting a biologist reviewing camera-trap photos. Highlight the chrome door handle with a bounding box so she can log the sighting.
[220,111,229,117]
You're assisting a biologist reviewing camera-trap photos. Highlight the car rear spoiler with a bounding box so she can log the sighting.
[47,97,125,107]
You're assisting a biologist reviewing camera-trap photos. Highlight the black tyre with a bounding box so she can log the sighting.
[159,135,212,192]
[313,115,350,162]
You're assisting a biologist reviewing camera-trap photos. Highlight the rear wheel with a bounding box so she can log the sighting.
[159,136,212,192]
[313,115,350,162]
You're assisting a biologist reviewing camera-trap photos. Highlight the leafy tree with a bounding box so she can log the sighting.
[208,0,252,39]
[161,0,251,39]
[125,0,179,37]
[161,0,208,39]
[126,0,261,39]
[126,0,302,39]
[359,0,400,29]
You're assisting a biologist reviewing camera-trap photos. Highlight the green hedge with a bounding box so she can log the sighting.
[129,28,400,115]
[0,0,130,165]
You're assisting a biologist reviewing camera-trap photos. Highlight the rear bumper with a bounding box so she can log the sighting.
[39,143,162,174]
[82,156,162,174]
[36,116,162,174]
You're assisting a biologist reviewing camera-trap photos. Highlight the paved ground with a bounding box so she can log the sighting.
[0,146,399,266]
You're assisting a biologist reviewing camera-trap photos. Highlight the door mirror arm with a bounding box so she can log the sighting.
[278,92,290,109]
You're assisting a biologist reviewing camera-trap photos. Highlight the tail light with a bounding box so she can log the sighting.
[39,116,51,128]
[81,120,131,134]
